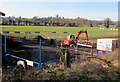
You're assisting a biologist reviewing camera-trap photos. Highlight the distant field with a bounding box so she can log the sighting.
[0,25,119,41]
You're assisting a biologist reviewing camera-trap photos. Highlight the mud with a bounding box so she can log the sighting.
[2,38,119,80]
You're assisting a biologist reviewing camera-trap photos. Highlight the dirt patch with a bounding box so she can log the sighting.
[89,36,120,40]
[2,39,120,80]
[9,44,60,63]
[109,32,118,35]
[96,48,120,70]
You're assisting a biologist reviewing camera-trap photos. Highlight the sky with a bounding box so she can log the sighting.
[1,1,119,21]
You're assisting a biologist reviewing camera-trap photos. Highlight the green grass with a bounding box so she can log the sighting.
[0,25,118,41]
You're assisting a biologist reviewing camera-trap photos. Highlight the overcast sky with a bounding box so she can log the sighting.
[1,0,119,21]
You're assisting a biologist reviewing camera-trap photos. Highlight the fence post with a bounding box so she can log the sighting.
[90,42,93,55]
[64,50,71,68]
[39,39,42,71]
[60,49,71,68]
[3,35,8,65]
[61,41,62,48]
[4,35,6,54]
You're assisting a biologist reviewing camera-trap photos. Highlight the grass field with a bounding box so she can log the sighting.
[0,25,119,41]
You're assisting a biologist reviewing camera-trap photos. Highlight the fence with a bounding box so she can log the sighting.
[2,34,56,69]
[1,31,69,34]
[1,31,70,40]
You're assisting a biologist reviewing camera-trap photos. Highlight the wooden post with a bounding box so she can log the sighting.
[60,49,70,68]
[64,52,68,68]
[61,41,62,48]
[65,50,70,68]
[60,49,64,65]
[90,42,93,55]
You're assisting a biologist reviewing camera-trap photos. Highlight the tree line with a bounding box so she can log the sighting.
[1,15,117,28]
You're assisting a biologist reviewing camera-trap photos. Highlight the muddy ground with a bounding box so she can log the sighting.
[6,39,61,63]
[2,38,120,81]
[6,39,96,63]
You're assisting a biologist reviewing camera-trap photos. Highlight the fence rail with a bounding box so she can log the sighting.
[1,31,69,34]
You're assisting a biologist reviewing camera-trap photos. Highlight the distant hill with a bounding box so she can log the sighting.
[1,16,117,27]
